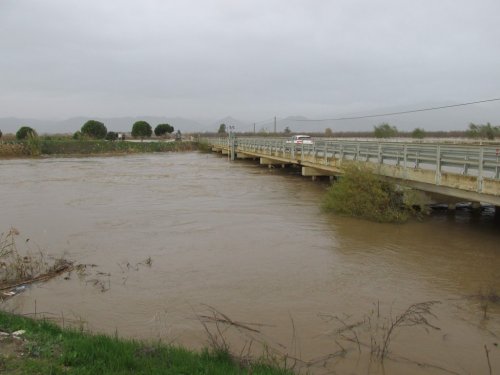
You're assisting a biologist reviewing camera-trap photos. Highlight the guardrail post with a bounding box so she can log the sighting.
[229,135,236,161]
[478,147,484,192]
[496,148,500,179]
[378,143,382,164]
[403,144,408,179]
[435,145,441,185]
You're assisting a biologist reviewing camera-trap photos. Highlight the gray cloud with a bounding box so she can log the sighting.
[1,0,500,130]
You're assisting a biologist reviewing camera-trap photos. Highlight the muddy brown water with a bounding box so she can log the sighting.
[1,153,499,374]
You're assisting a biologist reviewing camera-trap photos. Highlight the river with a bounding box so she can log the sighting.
[1,152,499,374]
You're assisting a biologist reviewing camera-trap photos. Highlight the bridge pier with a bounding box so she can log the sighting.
[302,166,336,178]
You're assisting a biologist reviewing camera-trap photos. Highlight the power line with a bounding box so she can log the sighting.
[289,97,500,122]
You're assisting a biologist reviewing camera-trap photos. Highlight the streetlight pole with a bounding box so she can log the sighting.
[228,125,236,161]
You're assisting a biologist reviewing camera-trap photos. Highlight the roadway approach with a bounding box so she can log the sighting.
[207,137,500,208]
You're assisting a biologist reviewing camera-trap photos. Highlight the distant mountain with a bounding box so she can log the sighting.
[1,103,498,135]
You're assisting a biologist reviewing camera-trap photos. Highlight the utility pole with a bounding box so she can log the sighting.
[253,123,256,133]
[274,116,276,134]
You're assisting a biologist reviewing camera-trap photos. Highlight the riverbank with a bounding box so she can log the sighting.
[0,139,198,157]
[0,311,290,374]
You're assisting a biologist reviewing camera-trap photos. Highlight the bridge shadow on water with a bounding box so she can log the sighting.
[429,203,500,233]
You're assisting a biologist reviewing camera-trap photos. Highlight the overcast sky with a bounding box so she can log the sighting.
[1,0,500,130]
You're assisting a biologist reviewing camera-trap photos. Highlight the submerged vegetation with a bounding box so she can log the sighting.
[0,228,73,299]
[196,139,214,153]
[322,165,421,223]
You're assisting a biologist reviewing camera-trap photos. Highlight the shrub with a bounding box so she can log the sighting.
[323,165,415,223]
[465,123,499,140]
[27,133,41,156]
[154,124,174,137]
[374,123,398,138]
[132,121,152,140]
[196,140,212,153]
[81,120,107,139]
[16,126,37,140]
[411,128,426,139]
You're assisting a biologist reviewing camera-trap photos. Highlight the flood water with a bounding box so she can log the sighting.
[1,152,499,374]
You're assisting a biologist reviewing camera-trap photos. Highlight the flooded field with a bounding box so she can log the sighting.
[1,152,499,374]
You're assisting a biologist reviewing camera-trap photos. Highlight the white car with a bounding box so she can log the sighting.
[286,135,314,145]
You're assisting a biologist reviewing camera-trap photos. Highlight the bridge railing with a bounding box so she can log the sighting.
[207,137,500,181]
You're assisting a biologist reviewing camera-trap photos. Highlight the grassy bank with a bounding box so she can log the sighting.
[0,139,198,157]
[0,311,291,374]
[40,139,198,155]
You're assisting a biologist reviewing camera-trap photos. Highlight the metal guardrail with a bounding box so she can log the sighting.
[207,137,500,181]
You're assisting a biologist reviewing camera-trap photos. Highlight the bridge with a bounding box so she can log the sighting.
[207,137,500,207]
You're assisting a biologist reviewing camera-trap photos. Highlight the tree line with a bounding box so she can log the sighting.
[370,122,500,139]
[0,121,178,141]
[215,122,499,140]
[2,121,499,141]
[75,120,177,141]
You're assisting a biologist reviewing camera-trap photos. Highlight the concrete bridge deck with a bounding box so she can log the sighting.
[207,137,500,206]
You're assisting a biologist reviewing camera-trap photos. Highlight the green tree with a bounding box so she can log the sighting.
[16,126,37,140]
[131,121,152,140]
[374,123,398,138]
[175,129,182,141]
[154,124,174,137]
[0,129,2,139]
[81,120,107,139]
[325,128,333,137]
[105,131,118,141]
[284,126,292,134]
[217,123,226,134]
[465,122,499,140]
[411,128,426,139]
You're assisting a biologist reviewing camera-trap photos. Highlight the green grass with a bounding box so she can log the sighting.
[0,139,200,157]
[0,311,292,374]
